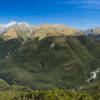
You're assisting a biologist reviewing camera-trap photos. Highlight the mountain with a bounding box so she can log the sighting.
[0,22,99,92]
[85,27,100,38]
[0,22,81,40]
[32,24,81,40]
[1,29,18,40]
[0,21,34,35]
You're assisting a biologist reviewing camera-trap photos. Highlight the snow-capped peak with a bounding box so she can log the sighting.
[4,21,17,27]
[0,21,32,34]
[19,21,30,26]
[2,21,30,28]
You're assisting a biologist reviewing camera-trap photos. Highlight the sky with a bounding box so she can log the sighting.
[0,0,100,29]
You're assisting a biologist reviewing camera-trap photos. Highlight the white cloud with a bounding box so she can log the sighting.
[58,0,100,5]
[58,0,100,9]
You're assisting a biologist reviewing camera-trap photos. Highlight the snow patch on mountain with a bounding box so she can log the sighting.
[0,21,32,34]
[19,22,30,26]
[4,21,17,27]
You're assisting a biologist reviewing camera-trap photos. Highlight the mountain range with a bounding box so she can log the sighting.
[0,22,81,40]
[0,22,100,93]
[1,21,100,39]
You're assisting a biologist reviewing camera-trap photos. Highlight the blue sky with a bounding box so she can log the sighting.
[0,0,100,29]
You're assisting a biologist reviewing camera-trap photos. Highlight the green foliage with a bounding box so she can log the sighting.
[0,79,9,91]
[0,35,100,89]
[0,89,97,100]
[0,35,99,99]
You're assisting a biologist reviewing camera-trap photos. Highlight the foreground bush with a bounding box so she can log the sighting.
[0,88,98,100]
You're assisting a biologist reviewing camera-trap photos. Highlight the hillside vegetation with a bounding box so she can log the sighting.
[0,23,100,99]
[0,88,100,100]
[0,35,99,90]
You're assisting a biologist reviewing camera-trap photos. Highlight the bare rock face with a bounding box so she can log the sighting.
[32,24,81,40]
[85,27,100,36]
[0,22,82,40]
[2,29,18,40]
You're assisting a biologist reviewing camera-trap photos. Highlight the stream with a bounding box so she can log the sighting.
[87,68,100,82]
